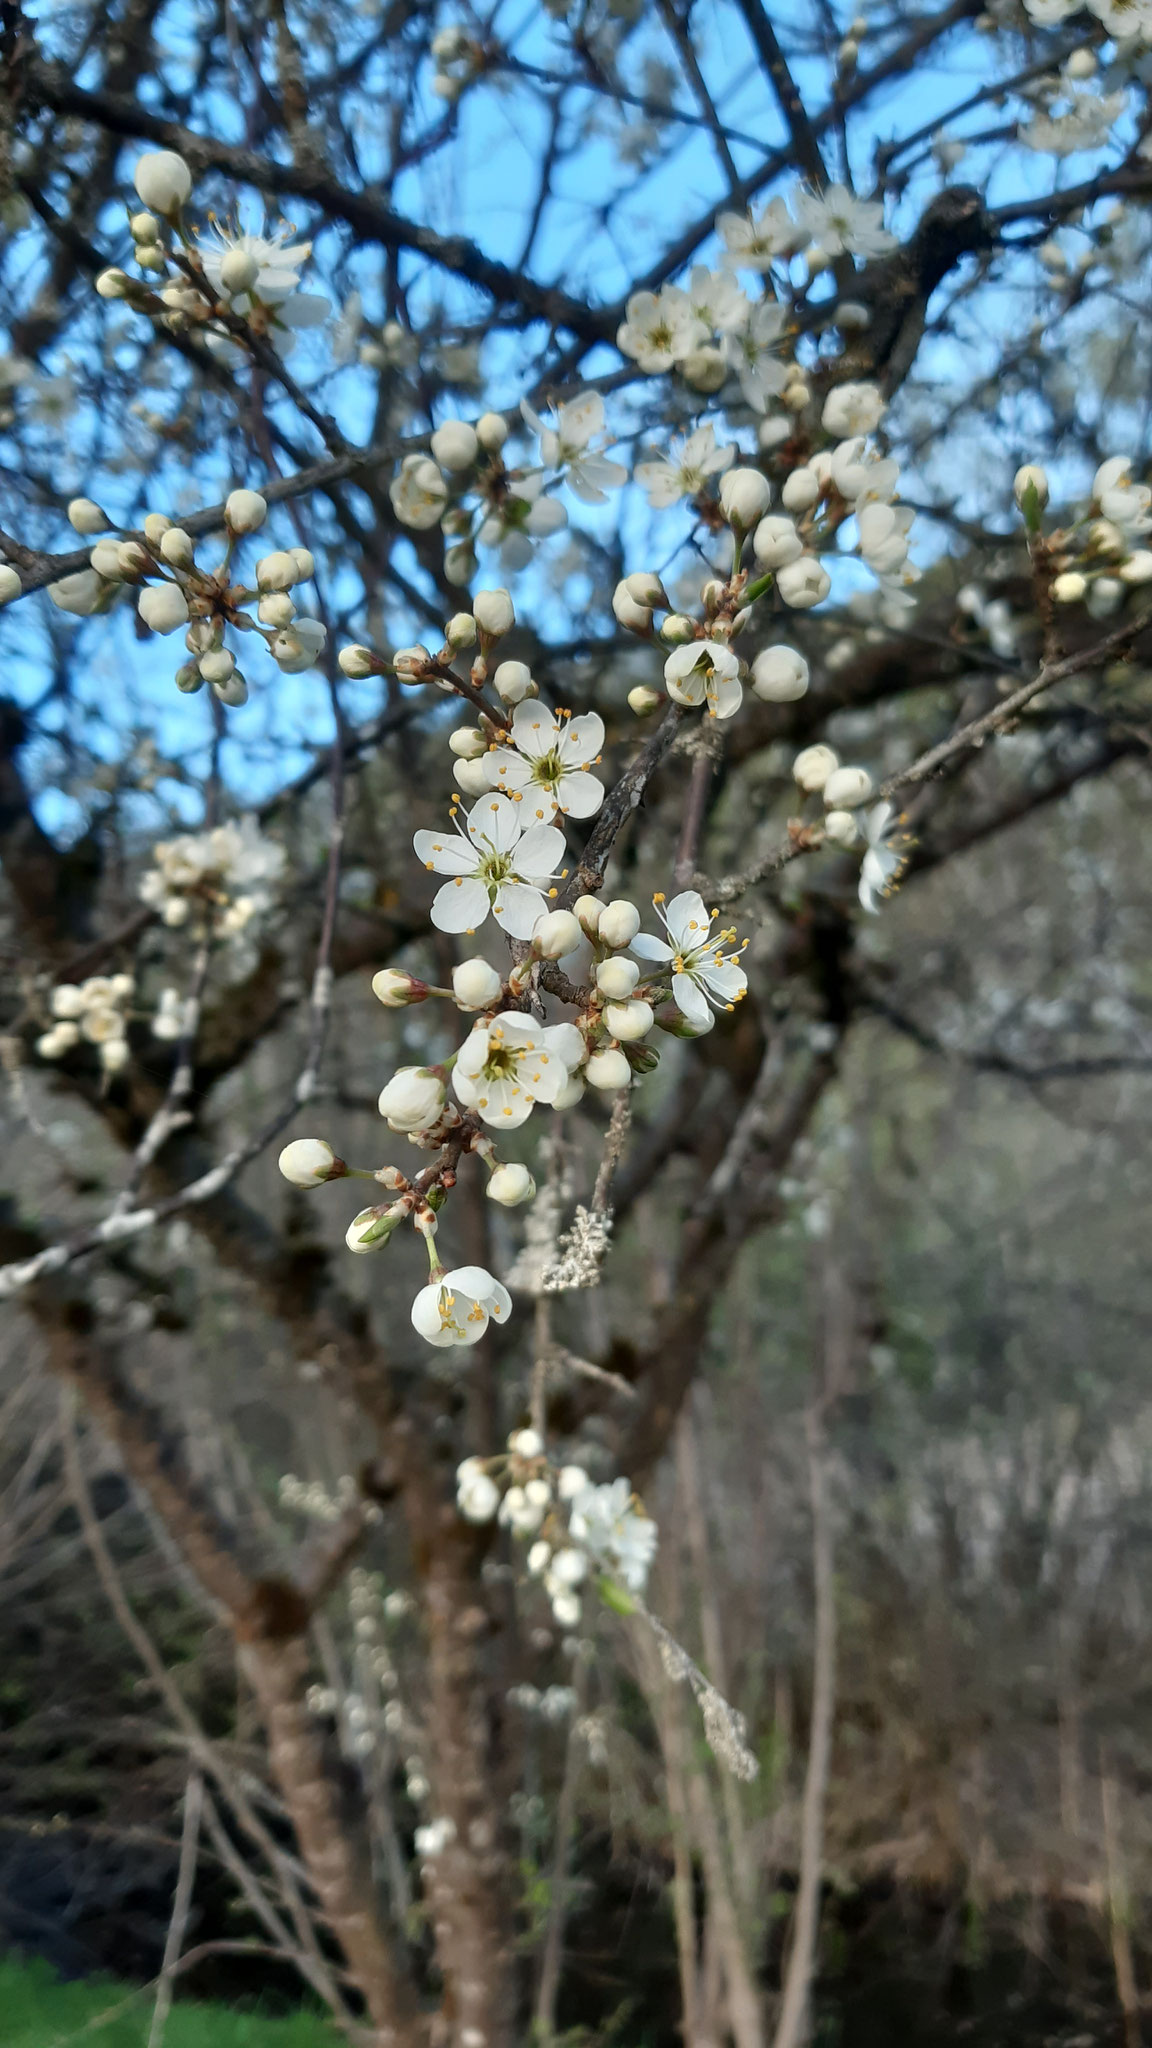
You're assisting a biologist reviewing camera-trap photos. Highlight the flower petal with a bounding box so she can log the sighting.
[431,876,491,933]
[672,971,712,1027]
[630,932,674,963]
[493,883,550,939]
[512,822,565,878]
[414,829,476,876]
[557,713,604,766]
[557,770,604,819]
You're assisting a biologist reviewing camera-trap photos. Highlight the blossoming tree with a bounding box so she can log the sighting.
[2,0,1152,2040]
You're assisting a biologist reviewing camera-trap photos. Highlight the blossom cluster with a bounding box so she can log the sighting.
[49,485,326,697]
[36,973,135,1073]
[139,817,286,938]
[1014,457,1152,614]
[456,1429,657,1622]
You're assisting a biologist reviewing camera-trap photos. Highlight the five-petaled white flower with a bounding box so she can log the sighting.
[567,1478,657,1592]
[717,197,799,270]
[411,1266,512,1348]
[722,301,789,412]
[635,424,736,509]
[631,889,748,1030]
[857,802,910,914]
[197,225,329,326]
[616,286,708,372]
[453,1011,585,1127]
[663,640,743,720]
[484,703,606,819]
[794,184,895,260]
[413,796,566,938]
[520,393,627,504]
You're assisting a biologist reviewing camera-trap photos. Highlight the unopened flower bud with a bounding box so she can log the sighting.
[493,659,534,704]
[378,1066,446,1132]
[473,588,514,637]
[96,268,133,299]
[776,556,831,609]
[0,566,22,604]
[598,899,640,948]
[431,418,479,471]
[1053,571,1087,604]
[573,895,602,937]
[143,513,171,543]
[159,526,195,568]
[595,957,639,999]
[259,593,296,628]
[346,1203,404,1253]
[752,515,804,570]
[338,643,377,677]
[793,743,839,792]
[175,663,204,692]
[392,644,431,681]
[68,498,108,535]
[219,247,260,296]
[225,487,268,534]
[372,968,430,1007]
[89,540,124,578]
[453,958,503,1010]
[487,1162,536,1206]
[211,671,249,706]
[751,645,809,701]
[133,150,192,216]
[628,685,663,715]
[117,541,149,576]
[445,612,478,649]
[278,1137,345,1187]
[624,571,668,609]
[129,211,159,242]
[256,550,298,592]
[1013,465,1049,517]
[612,581,651,633]
[604,998,653,1041]
[680,345,727,392]
[585,1046,631,1091]
[532,909,582,959]
[719,467,772,526]
[444,545,478,586]
[1119,549,1152,584]
[199,648,235,684]
[782,467,821,512]
[454,758,490,795]
[138,583,190,634]
[824,809,859,847]
[552,1073,585,1109]
[475,411,509,452]
[660,613,696,644]
[822,765,873,809]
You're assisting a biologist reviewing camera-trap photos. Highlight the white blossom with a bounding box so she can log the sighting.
[520,392,627,503]
[453,1012,585,1128]
[567,1478,657,1592]
[635,424,735,509]
[197,225,329,326]
[413,796,566,939]
[631,889,748,1032]
[484,703,605,819]
[717,196,798,270]
[616,286,708,372]
[794,183,895,260]
[663,639,743,720]
[858,801,910,914]
[411,1266,512,1348]
[822,382,886,437]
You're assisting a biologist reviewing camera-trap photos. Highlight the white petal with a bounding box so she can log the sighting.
[493,883,550,939]
[557,713,605,766]
[513,822,565,878]
[413,829,476,876]
[630,932,674,963]
[557,770,604,818]
[431,876,491,933]
[672,971,712,1027]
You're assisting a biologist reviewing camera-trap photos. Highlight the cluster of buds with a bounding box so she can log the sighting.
[340,585,521,698]
[37,973,134,1074]
[93,151,328,354]
[429,23,487,100]
[49,488,325,699]
[455,1431,657,1622]
[139,818,286,936]
[386,390,624,581]
[1016,458,1152,614]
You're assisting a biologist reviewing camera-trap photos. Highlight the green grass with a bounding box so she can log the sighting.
[0,1956,344,2047]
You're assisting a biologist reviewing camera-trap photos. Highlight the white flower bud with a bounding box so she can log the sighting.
[782,380,811,411]
[129,211,159,241]
[612,581,651,633]
[100,1037,130,1074]
[256,550,298,592]
[604,999,653,1041]
[199,648,235,684]
[96,268,133,299]
[493,659,534,704]
[532,909,582,959]
[751,645,809,701]
[596,957,639,999]
[458,1471,501,1522]
[752,515,804,570]
[660,614,696,644]
[430,418,479,471]
[552,1074,585,1109]
[143,514,171,543]
[551,1590,582,1627]
[528,1540,552,1575]
[822,765,873,809]
[473,588,514,636]
[159,527,195,568]
[1119,550,1152,584]
[628,686,663,715]
[487,1162,536,1206]
[211,672,249,707]
[585,1046,631,1091]
[453,758,490,796]
[89,540,125,579]
[289,546,314,582]
[558,1464,589,1499]
[824,809,859,847]
[68,498,108,535]
[132,150,192,216]
[449,726,488,760]
[378,1066,446,1132]
[624,571,668,609]
[0,565,21,604]
[278,1138,342,1187]
[680,345,727,393]
[272,620,326,673]
[346,1205,401,1253]
[371,968,429,1007]
[719,467,772,526]
[793,743,839,792]
[776,556,831,609]
[117,541,149,576]
[445,612,477,649]
[225,488,268,534]
[782,467,821,511]
[339,643,377,677]
[550,1547,587,1586]
[452,958,503,1010]
[1013,465,1049,512]
[1086,576,1123,618]
[138,583,190,634]
[259,593,297,628]
[135,244,168,273]
[573,895,603,937]
[51,984,86,1019]
[597,900,640,949]
[475,411,509,451]
[175,663,204,692]
[1053,571,1087,604]
[219,247,260,296]
[444,545,478,586]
